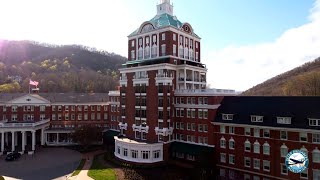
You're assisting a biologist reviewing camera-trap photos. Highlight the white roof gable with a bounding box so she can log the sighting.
[6,94,50,105]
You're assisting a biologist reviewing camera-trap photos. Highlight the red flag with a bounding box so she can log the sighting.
[29,79,39,86]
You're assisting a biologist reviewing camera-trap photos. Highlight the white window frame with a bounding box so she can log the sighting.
[220,125,225,133]
[254,141,260,154]
[277,117,292,124]
[251,115,263,122]
[313,148,320,163]
[300,168,308,179]
[300,132,308,142]
[220,137,226,149]
[263,160,270,172]
[280,144,288,157]
[244,157,251,168]
[309,118,320,126]
[263,129,270,138]
[229,138,235,150]
[220,153,226,163]
[254,128,260,137]
[280,131,287,140]
[222,114,233,120]
[245,140,251,152]
[281,163,288,175]
[245,127,251,136]
[253,159,260,170]
[229,154,235,165]
[313,133,320,143]
[263,142,270,155]
[229,126,235,134]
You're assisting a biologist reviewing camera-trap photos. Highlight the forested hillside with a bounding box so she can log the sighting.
[0,40,126,93]
[242,57,320,96]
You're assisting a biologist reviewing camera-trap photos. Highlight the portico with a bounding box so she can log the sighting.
[0,119,49,155]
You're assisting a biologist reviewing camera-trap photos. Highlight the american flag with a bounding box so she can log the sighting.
[29,79,39,86]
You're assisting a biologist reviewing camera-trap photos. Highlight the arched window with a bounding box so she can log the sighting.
[263,142,270,155]
[220,137,226,148]
[229,138,235,150]
[138,47,143,60]
[280,144,288,157]
[254,141,260,154]
[313,147,320,163]
[179,45,184,58]
[144,45,150,58]
[244,139,251,152]
[151,44,157,58]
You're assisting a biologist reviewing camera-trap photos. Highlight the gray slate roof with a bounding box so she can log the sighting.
[0,93,109,103]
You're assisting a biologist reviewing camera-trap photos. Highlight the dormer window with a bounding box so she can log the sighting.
[222,114,233,120]
[251,115,263,122]
[309,118,320,126]
[277,117,291,124]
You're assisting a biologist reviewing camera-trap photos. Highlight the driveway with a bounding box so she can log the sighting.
[0,148,81,180]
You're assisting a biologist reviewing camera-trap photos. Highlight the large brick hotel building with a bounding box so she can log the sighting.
[1,0,320,179]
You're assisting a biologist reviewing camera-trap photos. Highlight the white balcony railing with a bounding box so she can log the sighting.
[119,122,128,130]
[155,127,174,136]
[0,119,50,128]
[132,124,149,133]
[175,88,236,95]
[108,91,120,96]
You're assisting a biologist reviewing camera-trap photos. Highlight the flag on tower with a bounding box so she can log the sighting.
[29,79,39,87]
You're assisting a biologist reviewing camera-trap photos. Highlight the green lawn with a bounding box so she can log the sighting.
[72,159,86,176]
[88,155,116,180]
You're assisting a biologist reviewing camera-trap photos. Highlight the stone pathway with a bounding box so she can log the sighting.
[69,150,106,180]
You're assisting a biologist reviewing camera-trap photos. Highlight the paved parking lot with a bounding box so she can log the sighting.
[0,148,81,180]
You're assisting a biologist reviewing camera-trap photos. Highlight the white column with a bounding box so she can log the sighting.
[157,33,160,57]
[22,131,25,152]
[57,133,59,144]
[177,34,180,57]
[32,131,35,151]
[136,38,138,60]
[192,70,194,89]
[142,37,145,60]
[149,35,152,59]
[41,128,45,145]
[184,68,187,89]
[1,132,4,152]
[11,131,15,152]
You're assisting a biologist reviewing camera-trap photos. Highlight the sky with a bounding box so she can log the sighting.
[0,0,319,91]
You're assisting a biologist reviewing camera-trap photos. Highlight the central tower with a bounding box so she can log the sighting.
[114,0,220,165]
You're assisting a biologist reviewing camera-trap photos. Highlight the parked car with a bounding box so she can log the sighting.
[5,152,21,161]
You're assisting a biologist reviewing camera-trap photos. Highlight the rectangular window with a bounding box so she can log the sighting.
[173,45,176,56]
[244,157,251,167]
[191,109,195,118]
[162,33,165,41]
[253,159,260,170]
[254,129,260,137]
[220,125,225,133]
[40,106,45,112]
[251,115,263,122]
[173,34,176,41]
[222,114,233,120]
[300,169,308,179]
[71,106,75,111]
[130,150,137,159]
[220,153,226,163]
[300,132,308,142]
[198,109,203,119]
[203,124,208,132]
[203,110,208,119]
[263,129,270,138]
[220,138,226,148]
[187,109,191,118]
[153,150,160,159]
[161,44,166,56]
[309,119,320,126]
[277,117,291,124]
[65,106,69,111]
[245,127,251,136]
[229,154,235,164]
[263,160,270,172]
[245,142,251,152]
[281,164,288,175]
[142,151,150,159]
[229,127,235,134]
[191,123,196,131]
[123,148,128,157]
[313,133,320,143]
[52,114,56,120]
[198,124,203,132]
[280,131,287,140]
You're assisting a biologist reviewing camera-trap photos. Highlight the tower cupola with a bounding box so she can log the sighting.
[157,0,173,16]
